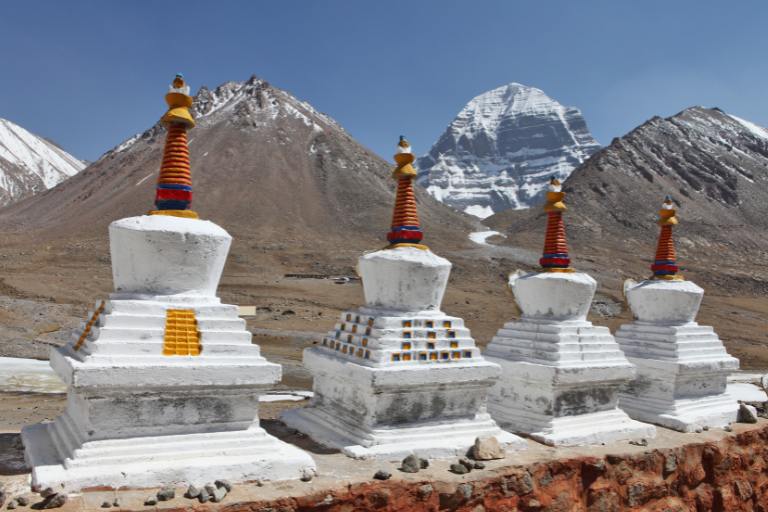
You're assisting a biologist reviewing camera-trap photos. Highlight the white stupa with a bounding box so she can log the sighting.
[281,138,525,459]
[21,76,315,492]
[616,197,739,431]
[484,179,656,446]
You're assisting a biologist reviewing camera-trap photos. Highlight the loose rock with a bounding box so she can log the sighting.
[472,436,505,460]
[39,494,67,510]
[143,497,157,506]
[7,500,17,510]
[738,403,759,424]
[400,454,421,473]
[185,485,201,499]
[300,471,313,482]
[156,486,175,502]
[101,501,111,508]
[214,480,233,492]
[112,499,120,508]
[724,425,733,432]
[211,487,227,503]
[420,458,429,469]
[474,462,486,469]
[39,489,55,499]
[373,470,391,480]
[16,497,29,507]
[197,489,209,504]
[450,463,470,474]
[459,458,474,471]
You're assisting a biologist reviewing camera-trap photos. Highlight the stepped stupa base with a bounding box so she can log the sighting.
[22,423,314,492]
[617,279,740,432]
[282,347,526,460]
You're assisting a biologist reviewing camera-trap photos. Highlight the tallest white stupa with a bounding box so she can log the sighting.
[21,75,315,492]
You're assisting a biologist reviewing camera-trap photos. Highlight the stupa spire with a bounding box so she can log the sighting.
[150,73,198,219]
[387,136,426,249]
[650,195,682,280]
[539,178,572,272]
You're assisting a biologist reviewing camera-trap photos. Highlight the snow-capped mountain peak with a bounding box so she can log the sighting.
[0,118,85,206]
[417,82,600,218]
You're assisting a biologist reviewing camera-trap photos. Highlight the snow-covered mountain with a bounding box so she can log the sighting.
[416,83,600,218]
[0,118,85,206]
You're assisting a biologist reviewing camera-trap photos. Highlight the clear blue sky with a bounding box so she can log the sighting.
[1,1,766,162]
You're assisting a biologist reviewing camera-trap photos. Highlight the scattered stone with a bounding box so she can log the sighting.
[112,499,120,508]
[300,471,313,482]
[39,494,67,510]
[211,487,227,503]
[695,428,703,433]
[185,485,201,499]
[703,425,709,431]
[204,484,217,497]
[472,436,505,460]
[450,463,470,475]
[400,454,421,473]
[7,500,17,510]
[459,458,474,471]
[629,438,648,446]
[16,497,29,507]
[373,470,391,481]
[197,489,210,504]
[473,462,485,469]
[214,480,233,492]
[738,403,759,424]
[39,490,55,500]
[143,497,157,506]
[420,458,429,469]
[156,486,175,502]
[417,484,433,499]
[724,425,733,432]
[101,501,111,508]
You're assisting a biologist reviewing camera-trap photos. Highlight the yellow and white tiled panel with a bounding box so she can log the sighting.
[162,309,202,356]
[318,310,481,366]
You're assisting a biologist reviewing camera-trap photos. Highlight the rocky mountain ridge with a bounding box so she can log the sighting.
[0,118,84,206]
[417,82,600,218]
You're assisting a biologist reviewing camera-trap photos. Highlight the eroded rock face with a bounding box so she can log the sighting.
[416,82,600,217]
[211,423,768,511]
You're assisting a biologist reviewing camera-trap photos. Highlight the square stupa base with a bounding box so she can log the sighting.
[281,348,526,460]
[22,422,314,492]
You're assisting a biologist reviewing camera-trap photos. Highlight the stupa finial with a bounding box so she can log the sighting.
[150,74,198,219]
[387,137,426,249]
[539,177,572,272]
[651,195,682,280]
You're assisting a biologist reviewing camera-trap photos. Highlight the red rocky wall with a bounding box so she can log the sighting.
[210,425,768,512]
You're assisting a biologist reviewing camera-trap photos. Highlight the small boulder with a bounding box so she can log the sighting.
[472,436,505,461]
[738,403,759,424]
[204,484,217,497]
[300,471,313,482]
[101,501,111,508]
[8,500,17,510]
[197,489,209,504]
[373,470,391,480]
[112,499,120,508]
[185,485,201,499]
[459,458,473,471]
[17,497,29,507]
[450,463,470,475]
[143,497,157,506]
[420,458,429,469]
[40,494,67,510]
[211,487,227,503]
[214,480,233,492]
[400,454,421,473]
[156,486,175,502]
[39,490,56,499]
[473,462,485,469]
